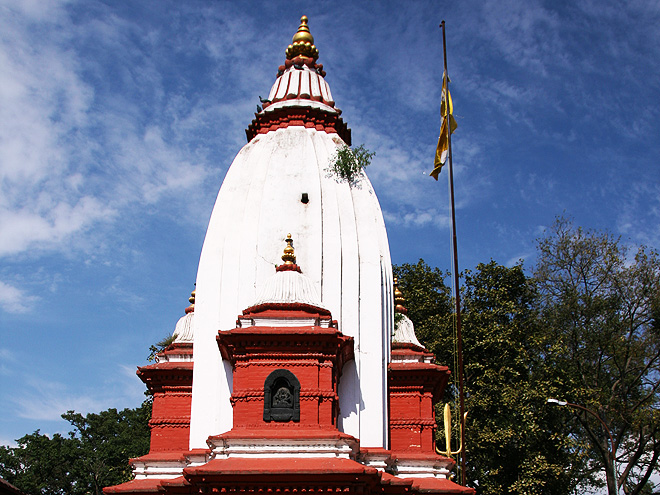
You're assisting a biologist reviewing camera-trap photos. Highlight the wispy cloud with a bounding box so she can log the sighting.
[14,384,107,421]
[0,347,19,378]
[384,208,450,230]
[0,281,38,313]
[616,180,660,249]
[12,363,145,421]
[0,1,218,261]
[0,198,115,257]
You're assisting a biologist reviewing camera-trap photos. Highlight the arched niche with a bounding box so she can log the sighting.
[263,369,300,422]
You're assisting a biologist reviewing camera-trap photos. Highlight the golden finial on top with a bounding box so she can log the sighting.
[394,278,407,314]
[281,234,296,264]
[185,290,195,314]
[292,16,314,44]
[286,15,319,61]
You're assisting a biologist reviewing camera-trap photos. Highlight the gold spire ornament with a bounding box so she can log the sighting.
[185,290,195,314]
[393,278,407,314]
[281,234,296,264]
[285,16,319,61]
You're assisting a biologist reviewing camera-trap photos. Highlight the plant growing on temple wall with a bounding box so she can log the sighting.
[328,144,374,186]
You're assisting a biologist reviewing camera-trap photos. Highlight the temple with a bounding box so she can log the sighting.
[104,16,473,495]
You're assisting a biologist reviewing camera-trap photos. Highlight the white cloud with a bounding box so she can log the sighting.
[0,280,37,313]
[384,208,451,230]
[0,1,218,261]
[616,181,660,249]
[0,0,71,22]
[13,364,145,421]
[0,11,92,186]
[0,348,16,361]
[0,197,115,256]
[479,0,564,76]
[0,347,19,377]
[13,379,108,421]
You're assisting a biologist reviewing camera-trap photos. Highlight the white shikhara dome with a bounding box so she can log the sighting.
[190,17,393,449]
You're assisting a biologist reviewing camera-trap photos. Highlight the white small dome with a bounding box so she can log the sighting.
[251,268,324,309]
[173,312,194,343]
[393,314,422,347]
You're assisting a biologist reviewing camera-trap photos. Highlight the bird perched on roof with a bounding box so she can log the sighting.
[259,96,271,104]
[256,104,263,113]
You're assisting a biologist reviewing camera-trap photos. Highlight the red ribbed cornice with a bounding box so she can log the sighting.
[245,106,351,145]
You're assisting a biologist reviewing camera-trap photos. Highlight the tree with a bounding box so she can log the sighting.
[393,259,452,362]
[0,431,74,495]
[458,261,583,495]
[534,217,660,495]
[395,260,583,495]
[62,404,151,495]
[0,402,151,495]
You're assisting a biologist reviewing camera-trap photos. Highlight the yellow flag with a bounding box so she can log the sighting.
[430,74,457,180]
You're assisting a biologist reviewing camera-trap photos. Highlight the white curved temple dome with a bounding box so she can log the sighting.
[190,16,394,449]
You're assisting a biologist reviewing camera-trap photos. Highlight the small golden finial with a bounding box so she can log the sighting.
[394,278,407,314]
[286,16,319,61]
[292,16,313,44]
[185,290,195,314]
[281,234,296,265]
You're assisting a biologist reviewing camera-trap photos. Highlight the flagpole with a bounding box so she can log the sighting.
[440,19,467,486]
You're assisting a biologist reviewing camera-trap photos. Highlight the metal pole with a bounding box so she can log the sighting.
[440,19,467,486]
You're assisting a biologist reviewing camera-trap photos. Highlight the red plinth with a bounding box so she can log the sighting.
[137,343,193,452]
[217,307,353,431]
[388,343,450,454]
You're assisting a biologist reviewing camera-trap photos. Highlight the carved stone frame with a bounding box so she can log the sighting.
[263,369,300,422]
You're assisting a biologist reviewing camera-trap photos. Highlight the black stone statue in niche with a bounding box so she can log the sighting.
[264,369,300,422]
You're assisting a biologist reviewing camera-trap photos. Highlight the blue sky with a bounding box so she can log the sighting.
[1,0,659,445]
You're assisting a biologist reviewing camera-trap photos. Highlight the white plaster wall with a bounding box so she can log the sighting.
[190,126,393,449]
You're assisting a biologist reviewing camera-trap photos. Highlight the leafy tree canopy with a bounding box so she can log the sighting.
[395,217,660,495]
[395,260,583,495]
[0,402,151,495]
[534,217,660,495]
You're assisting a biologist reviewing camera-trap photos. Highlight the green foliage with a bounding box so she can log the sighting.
[459,261,582,495]
[0,402,151,495]
[394,219,660,495]
[393,259,452,360]
[147,333,177,363]
[395,259,584,495]
[0,431,74,495]
[328,144,374,185]
[534,217,660,495]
